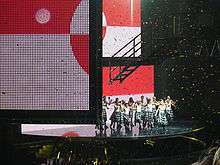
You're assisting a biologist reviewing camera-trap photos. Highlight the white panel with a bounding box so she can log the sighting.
[70,0,89,35]
[0,34,89,110]
[103,26,141,57]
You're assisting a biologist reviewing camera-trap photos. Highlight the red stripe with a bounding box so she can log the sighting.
[103,0,141,27]
[102,26,107,39]
[0,0,81,34]
[70,35,89,74]
[103,65,154,96]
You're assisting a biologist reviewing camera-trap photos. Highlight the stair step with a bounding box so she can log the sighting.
[112,74,127,80]
[115,74,127,78]
[124,68,135,71]
[113,78,122,81]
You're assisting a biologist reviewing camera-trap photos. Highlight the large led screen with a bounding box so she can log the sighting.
[0,0,90,111]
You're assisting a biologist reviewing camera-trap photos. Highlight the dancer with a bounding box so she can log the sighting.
[165,96,176,124]
[110,98,120,129]
[152,97,159,126]
[142,98,149,128]
[128,97,135,128]
[117,100,125,130]
[101,96,109,130]
[135,101,142,130]
[157,99,168,130]
[145,98,155,129]
[140,96,147,126]
[122,103,131,132]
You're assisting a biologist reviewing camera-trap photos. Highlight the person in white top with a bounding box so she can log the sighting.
[135,101,142,130]
[145,98,155,129]
[110,98,120,129]
[165,96,176,124]
[122,102,131,132]
[152,97,159,126]
[157,99,168,130]
[128,97,135,128]
[101,96,109,130]
[140,95,147,125]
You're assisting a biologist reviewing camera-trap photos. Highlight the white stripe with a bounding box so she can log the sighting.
[106,93,154,103]
[0,34,89,110]
[70,0,89,35]
[102,12,107,26]
[21,124,94,132]
[103,26,141,57]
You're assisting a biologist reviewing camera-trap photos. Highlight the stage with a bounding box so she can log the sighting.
[22,120,195,139]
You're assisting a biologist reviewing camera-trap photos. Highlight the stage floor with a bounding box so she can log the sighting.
[22,120,194,138]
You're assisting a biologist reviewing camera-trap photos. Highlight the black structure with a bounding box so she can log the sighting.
[141,0,220,61]
[140,0,219,123]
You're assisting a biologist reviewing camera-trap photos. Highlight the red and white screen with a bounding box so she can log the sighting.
[0,0,89,110]
[102,0,141,57]
[102,0,154,99]
[103,65,154,101]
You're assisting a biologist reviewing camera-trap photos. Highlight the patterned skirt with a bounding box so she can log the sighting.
[101,108,107,123]
[110,111,116,122]
[166,108,174,120]
[135,112,142,122]
[123,114,130,124]
[158,111,168,126]
[115,111,122,123]
[145,111,154,123]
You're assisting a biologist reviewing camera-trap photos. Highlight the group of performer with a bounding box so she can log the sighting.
[101,95,177,132]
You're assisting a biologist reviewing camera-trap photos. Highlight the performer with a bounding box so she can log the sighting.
[101,96,109,130]
[117,100,125,130]
[145,98,155,129]
[140,95,146,106]
[135,101,142,130]
[140,95,147,125]
[142,97,149,128]
[122,103,131,132]
[152,97,159,126]
[128,97,135,128]
[157,99,168,130]
[165,96,176,124]
[110,98,120,129]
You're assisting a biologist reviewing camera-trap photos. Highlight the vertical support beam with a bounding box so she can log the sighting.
[173,16,176,36]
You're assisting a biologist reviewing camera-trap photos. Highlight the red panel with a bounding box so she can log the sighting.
[0,0,81,34]
[103,65,154,96]
[62,131,80,137]
[103,0,141,27]
[70,35,89,74]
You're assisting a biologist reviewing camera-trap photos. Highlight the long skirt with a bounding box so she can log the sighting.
[146,110,154,123]
[135,112,142,122]
[129,110,135,125]
[101,108,107,124]
[123,114,130,125]
[115,111,122,123]
[110,111,116,122]
[166,108,174,122]
[158,111,168,126]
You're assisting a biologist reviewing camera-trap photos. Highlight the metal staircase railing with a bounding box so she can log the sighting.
[109,33,142,84]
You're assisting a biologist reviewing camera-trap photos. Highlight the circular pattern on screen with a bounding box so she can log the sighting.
[35,8,51,24]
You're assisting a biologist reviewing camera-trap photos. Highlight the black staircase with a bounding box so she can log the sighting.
[109,33,142,84]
